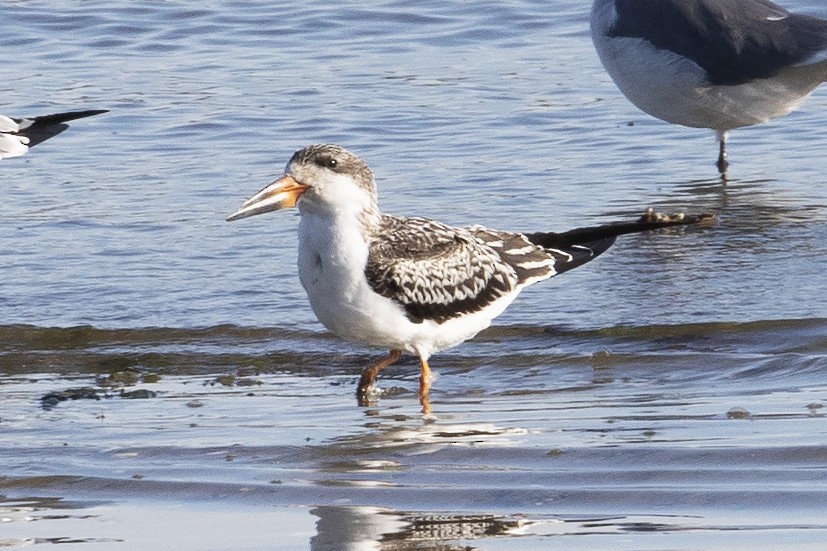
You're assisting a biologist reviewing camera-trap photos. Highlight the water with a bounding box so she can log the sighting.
[1,0,826,549]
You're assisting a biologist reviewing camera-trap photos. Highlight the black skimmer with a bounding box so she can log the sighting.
[228,144,713,411]
[0,109,108,159]
[591,0,827,177]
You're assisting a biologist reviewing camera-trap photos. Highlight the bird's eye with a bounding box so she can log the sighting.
[326,158,338,169]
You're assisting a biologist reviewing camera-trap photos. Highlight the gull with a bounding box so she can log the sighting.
[1,109,108,160]
[591,0,827,177]
[227,144,712,411]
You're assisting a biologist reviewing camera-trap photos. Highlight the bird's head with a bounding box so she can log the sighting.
[226,144,378,222]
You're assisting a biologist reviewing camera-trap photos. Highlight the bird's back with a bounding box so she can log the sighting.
[600,0,827,86]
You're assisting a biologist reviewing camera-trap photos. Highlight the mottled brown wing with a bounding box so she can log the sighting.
[364,216,519,324]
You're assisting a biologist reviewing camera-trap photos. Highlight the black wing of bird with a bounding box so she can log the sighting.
[523,212,715,275]
[13,109,108,148]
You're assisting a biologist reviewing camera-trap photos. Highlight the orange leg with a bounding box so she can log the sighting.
[418,356,432,414]
[356,349,401,406]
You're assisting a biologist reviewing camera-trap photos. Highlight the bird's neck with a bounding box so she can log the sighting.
[298,195,382,235]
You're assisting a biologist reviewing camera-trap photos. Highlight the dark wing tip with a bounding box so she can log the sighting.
[527,209,715,250]
[524,209,714,277]
[15,109,108,148]
[636,208,716,227]
[20,109,109,128]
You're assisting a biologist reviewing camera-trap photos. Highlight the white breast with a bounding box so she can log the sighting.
[297,209,419,351]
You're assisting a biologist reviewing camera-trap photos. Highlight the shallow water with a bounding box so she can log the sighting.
[1,0,826,549]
